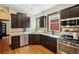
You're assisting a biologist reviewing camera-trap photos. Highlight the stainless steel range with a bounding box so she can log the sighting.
[59,32,79,47]
[58,32,79,54]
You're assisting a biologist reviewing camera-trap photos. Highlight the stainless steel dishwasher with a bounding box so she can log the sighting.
[20,34,29,46]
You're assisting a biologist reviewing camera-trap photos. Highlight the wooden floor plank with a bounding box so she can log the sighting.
[14,45,54,54]
[0,39,55,54]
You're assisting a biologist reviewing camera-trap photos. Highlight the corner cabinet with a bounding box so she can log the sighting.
[11,34,57,53]
[40,35,57,53]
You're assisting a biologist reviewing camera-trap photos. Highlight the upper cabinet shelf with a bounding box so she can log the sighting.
[60,5,79,19]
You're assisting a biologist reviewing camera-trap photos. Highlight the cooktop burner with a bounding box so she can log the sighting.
[59,36,79,47]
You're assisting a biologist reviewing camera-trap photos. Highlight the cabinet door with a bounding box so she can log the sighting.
[40,35,48,46]
[29,34,40,45]
[40,19,44,28]
[11,36,20,49]
[29,34,35,44]
[60,5,79,19]
[22,14,27,28]
[47,37,57,53]
[60,10,67,19]
[11,14,18,28]
[17,13,23,28]
[69,5,79,18]
[26,17,30,28]
[39,16,45,28]
[60,8,70,19]
[17,13,27,28]
[40,35,57,53]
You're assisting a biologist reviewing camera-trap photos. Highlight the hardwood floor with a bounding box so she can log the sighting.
[0,39,14,54]
[0,39,55,54]
[1,45,55,54]
[14,45,54,54]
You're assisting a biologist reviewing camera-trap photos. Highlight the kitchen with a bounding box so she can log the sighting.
[0,4,79,54]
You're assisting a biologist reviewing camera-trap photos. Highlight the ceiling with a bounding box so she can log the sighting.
[27,4,57,14]
[0,4,57,15]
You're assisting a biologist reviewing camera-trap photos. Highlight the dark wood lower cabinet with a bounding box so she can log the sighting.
[11,36,20,49]
[40,35,47,46]
[29,34,57,53]
[29,34,40,45]
[47,37,57,53]
[11,34,57,53]
[40,35,57,53]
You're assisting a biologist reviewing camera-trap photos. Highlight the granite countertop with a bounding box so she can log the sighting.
[24,32,61,39]
[40,33,61,39]
[10,32,61,39]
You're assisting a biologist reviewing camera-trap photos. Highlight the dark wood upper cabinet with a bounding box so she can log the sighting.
[11,14,18,28]
[39,16,46,28]
[11,12,30,28]
[60,5,79,19]
[17,12,27,28]
[26,17,30,28]
[69,5,79,18]
[60,8,71,19]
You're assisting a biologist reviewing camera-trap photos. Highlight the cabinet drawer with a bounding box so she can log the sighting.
[76,49,79,54]
[59,43,76,54]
